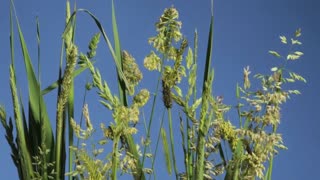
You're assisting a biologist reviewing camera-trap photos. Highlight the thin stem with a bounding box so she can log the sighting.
[168,108,178,179]
[111,136,120,180]
[141,60,164,167]
[149,110,166,180]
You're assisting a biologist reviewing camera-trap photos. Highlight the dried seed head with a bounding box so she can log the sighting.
[103,126,114,140]
[162,79,172,109]
[243,66,251,90]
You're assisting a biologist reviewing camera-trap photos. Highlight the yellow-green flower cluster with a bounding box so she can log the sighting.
[70,104,93,140]
[87,33,100,59]
[162,39,188,89]
[56,44,78,130]
[148,7,182,56]
[263,105,280,126]
[120,152,138,174]
[245,152,265,179]
[235,128,287,178]
[144,51,161,71]
[112,105,140,125]
[67,144,110,179]
[213,120,238,150]
[133,89,150,108]
[122,50,143,95]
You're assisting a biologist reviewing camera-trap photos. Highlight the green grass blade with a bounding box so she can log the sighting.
[264,156,273,180]
[111,1,145,179]
[9,65,34,178]
[7,5,24,178]
[36,16,40,82]
[167,109,178,178]
[150,110,166,179]
[201,21,214,93]
[195,13,214,180]
[67,2,77,178]
[142,61,164,171]
[34,14,42,161]
[111,136,120,180]
[111,1,122,178]
[9,4,15,69]
[111,0,127,106]
[179,113,188,177]
[224,140,243,180]
[10,0,55,174]
[67,83,74,177]
[161,127,172,175]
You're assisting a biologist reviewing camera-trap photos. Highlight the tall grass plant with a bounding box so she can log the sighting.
[0,1,305,179]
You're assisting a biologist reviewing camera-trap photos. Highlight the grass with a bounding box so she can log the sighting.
[0,1,306,180]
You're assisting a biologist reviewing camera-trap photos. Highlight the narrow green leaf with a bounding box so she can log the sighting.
[236,83,240,99]
[179,114,187,177]
[161,127,172,175]
[225,140,243,180]
[264,156,274,180]
[36,17,41,82]
[111,1,145,179]
[68,3,78,178]
[11,0,54,167]
[8,4,24,178]
[112,0,127,107]
[196,13,214,180]
[201,18,214,93]
[167,109,178,178]
[9,65,34,178]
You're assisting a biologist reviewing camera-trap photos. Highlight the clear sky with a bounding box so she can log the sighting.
[0,0,319,179]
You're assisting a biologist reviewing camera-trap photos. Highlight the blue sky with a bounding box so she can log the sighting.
[0,0,319,179]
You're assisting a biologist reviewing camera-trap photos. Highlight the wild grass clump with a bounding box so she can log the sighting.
[1,0,305,179]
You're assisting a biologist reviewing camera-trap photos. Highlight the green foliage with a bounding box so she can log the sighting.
[1,1,305,180]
